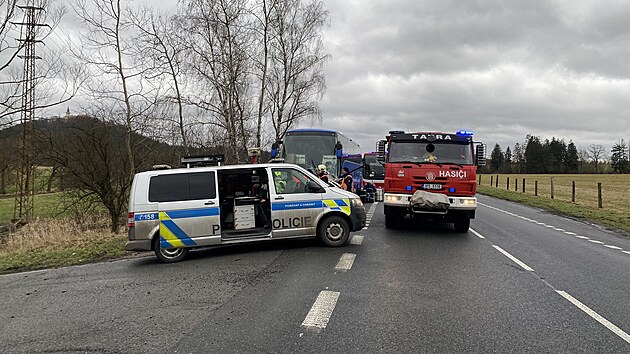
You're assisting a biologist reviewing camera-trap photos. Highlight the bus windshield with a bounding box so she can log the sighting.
[283,132,338,173]
[388,141,473,165]
[364,155,385,179]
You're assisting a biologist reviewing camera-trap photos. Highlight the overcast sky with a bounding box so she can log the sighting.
[301,0,630,153]
[61,0,630,153]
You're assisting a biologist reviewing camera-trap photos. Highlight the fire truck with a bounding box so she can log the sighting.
[383,130,486,232]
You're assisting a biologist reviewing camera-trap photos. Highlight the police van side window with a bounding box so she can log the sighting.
[149,172,216,202]
[272,168,315,194]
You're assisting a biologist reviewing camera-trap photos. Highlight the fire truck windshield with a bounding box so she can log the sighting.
[364,154,385,178]
[388,141,473,165]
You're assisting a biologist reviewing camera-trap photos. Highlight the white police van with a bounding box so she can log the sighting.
[126,162,367,262]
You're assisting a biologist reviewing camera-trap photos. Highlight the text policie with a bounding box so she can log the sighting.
[273,216,313,229]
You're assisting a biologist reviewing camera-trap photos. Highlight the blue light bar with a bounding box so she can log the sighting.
[406,186,413,191]
[449,187,456,193]
[457,130,474,136]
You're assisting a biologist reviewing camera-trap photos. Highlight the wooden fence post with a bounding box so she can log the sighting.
[572,181,575,203]
[598,183,603,208]
[495,175,499,187]
[507,177,510,190]
[551,177,554,199]
[490,175,493,187]
[515,178,518,192]
[522,178,525,193]
[535,180,538,196]
[478,175,481,185]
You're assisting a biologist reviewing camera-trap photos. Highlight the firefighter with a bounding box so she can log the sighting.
[317,164,329,183]
[340,167,353,192]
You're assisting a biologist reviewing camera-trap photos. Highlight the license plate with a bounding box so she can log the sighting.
[422,183,442,190]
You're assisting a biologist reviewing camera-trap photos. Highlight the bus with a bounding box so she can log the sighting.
[273,128,361,179]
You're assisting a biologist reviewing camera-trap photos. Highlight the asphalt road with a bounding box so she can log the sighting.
[1,196,629,353]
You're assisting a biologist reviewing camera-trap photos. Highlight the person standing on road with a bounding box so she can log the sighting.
[340,167,353,192]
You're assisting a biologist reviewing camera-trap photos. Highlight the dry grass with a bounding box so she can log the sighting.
[0,213,118,254]
[479,174,630,214]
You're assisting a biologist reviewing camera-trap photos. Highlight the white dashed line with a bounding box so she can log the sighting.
[588,240,604,244]
[301,291,340,331]
[492,245,534,272]
[335,253,356,271]
[604,245,622,250]
[624,251,630,255]
[350,235,364,245]
[556,291,630,344]
[564,231,576,235]
[469,228,485,239]
[362,226,368,230]
[576,235,590,239]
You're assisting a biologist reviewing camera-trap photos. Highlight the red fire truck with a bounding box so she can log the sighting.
[383,130,486,232]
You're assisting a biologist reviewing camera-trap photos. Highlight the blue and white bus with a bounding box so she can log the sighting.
[272,128,361,179]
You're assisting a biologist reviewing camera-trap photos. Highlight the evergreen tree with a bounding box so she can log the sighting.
[611,139,629,173]
[512,143,523,173]
[565,141,579,173]
[503,146,512,173]
[524,136,545,173]
[490,144,504,173]
[544,137,567,174]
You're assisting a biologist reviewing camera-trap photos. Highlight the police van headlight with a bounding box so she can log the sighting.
[351,198,363,207]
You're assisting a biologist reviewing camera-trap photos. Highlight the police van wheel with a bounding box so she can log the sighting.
[318,216,350,247]
[153,237,189,263]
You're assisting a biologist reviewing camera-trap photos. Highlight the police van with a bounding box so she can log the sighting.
[126,162,367,262]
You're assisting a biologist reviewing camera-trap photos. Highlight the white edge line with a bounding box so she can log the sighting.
[556,290,630,344]
[623,251,630,255]
[301,290,340,330]
[492,245,534,272]
[469,228,485,239]
[604,245,622,250]
[588,240,604,244]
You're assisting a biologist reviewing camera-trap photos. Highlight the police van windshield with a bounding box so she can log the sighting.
[283,132,337,172]
[364,154,385,179]
[388,142,473,165]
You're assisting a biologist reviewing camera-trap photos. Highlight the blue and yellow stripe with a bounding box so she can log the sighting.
[159,211,198,249]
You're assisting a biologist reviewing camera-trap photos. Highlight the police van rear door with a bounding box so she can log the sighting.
[149,170,221,248]
[269,167,323,238]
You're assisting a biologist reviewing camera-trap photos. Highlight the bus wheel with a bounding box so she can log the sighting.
[453,216,470,233]
[153,236,189,263]
[318,215,350,247]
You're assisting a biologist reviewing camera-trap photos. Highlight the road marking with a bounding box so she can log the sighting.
[564,231,576,235]
[576,235,590,239]
[588,240,604,244]
[302,290,340,331]
[492,245,534,272]
[335,253,356,271]
[469,228,485,239]
[350,235,364,245]
[623,251,630,255]
[604,245,622,250]
[362,226,368,230]
[556,290,630,344]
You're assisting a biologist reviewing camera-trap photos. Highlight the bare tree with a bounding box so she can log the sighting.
[181,0,254,163]
[72,0,149,176]
[587,144,606,173]
[130,7,191,154]
[0,0,83,127]
[267,0,329,141]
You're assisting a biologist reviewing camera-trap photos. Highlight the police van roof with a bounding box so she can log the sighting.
[136,163,302,176]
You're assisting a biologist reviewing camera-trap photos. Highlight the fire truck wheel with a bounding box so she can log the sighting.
[318,215,350,247]
[453,216,470,233]
[153,236,189,263]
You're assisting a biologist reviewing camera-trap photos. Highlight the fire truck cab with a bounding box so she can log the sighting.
[383,130,485,232]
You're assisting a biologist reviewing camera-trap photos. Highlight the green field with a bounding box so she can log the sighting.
[478,174,630,234]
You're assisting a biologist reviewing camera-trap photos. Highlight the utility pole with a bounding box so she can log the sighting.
[11,1,47,223]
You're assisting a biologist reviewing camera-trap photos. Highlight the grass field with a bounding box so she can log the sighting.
[0,193,69,224]
[478,174,630,234]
